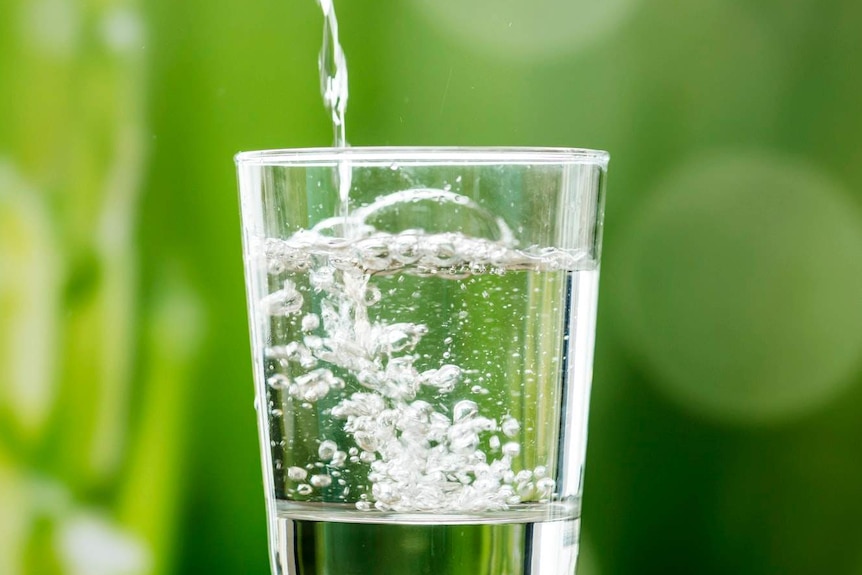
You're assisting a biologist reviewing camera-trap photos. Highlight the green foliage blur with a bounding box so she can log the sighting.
[1,0,862,574]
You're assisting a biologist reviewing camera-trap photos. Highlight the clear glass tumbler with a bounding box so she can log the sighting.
[235,147,609,575]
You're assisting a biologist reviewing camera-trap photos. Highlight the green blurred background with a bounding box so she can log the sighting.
[2,0,862,573]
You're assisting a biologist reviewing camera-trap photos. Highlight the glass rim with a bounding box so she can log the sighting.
[235,146,609,167]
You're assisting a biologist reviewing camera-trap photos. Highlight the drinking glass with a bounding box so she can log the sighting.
[235,147,609,575]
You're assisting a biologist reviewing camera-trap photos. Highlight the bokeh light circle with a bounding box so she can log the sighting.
[615,152,862,424]
[409,0,639,61]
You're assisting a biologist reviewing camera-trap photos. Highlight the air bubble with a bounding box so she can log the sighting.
[310,266,336,291]
[356,237,392,271]
[267,373,290,390]
[536,477,556,497]
[372,482,397,505]
[424,236,459,267]
[318,440,338,461]
[502,442,520,457]
[264,240,311,273]
[364,285,382,306]
[501,416,520,438]
[421,365,461,393]
[302,313,320,331]
[297,484,313,496]
[310,474,332,488]
[287,466,308,481]
[261,280,304,316]
[379,323,427,354]
[391,233,420,264]
[267,259,286,274]
[447,424,479,453]
[331,450,347,467]
[354,432,380,453]
[453,400,478,422]
[515,470,532,483]
[290,368,342,402]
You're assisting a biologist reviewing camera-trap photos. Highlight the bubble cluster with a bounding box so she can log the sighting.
[261,280,304,316]
[261,194,581,511]
[263,229,589,279]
